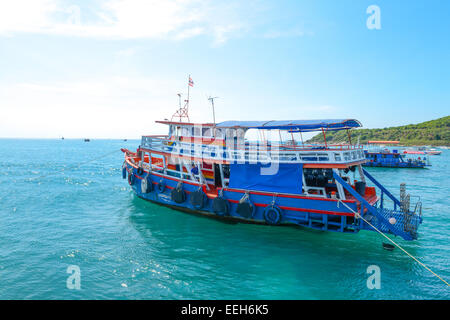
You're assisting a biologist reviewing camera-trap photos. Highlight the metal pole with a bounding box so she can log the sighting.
[299,131,304,147]
[187,75,190,105]
[208,96,218,125]
[322,128,328,148]
[211,98,216,124]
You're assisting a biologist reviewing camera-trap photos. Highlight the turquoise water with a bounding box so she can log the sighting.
[0,139,448,299]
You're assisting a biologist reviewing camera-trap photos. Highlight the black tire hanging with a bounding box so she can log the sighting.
[157,180,166,193]
[263,205,283,225]
[190,190,207,209]
[213,197,229,216]
[236,202,254,219]
[171,187,186,204]
[128,171,134,185]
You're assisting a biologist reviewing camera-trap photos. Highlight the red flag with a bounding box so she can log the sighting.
[188,77,194,87]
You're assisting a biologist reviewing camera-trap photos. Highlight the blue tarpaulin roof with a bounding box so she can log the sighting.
[216,119,361,131]
[228,163,303,194]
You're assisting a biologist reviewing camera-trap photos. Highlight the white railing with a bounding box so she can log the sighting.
[140,136,366,165]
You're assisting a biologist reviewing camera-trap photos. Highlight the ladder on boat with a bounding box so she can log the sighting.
[333,170,422,241]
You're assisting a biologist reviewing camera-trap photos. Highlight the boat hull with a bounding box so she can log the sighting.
[362,162,427,168]
[124,164,364,234]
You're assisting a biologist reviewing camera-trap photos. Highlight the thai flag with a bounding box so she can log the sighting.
[188,77,194,87]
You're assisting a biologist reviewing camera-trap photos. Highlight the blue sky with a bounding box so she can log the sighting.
[0,0,449,138]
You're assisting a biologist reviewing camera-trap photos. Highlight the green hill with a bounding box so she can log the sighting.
[307,116,450,146]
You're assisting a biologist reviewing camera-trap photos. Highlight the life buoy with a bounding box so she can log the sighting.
[263,205,283,225]
[213,197,229,216]
[157,180,166,193]
[190,190,207,209]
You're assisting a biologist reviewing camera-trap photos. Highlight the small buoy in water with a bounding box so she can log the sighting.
[121,283,128,288]
[389,217,397,225]
[382,243,395,251]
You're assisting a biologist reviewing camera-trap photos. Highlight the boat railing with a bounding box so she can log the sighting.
[333,171,421,240]
[141,136,366,164]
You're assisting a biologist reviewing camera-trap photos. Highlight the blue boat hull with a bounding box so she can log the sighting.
[362,162,426,168]
[125,164,368,234]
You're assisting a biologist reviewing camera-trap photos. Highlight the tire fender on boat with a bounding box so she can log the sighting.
[236,202,255,219]
[157,180,166,193]
[137,167,144,176]
[122,162,127,179]
[141,175,152,193]
[171,183,186,204]
[128,170,134,185]
[263,205,283,225]
[190,189,207,209]
[236,193,255,219]
[213,197,229,216]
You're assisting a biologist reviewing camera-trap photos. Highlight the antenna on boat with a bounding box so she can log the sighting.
[171,76,193,122]
[208,96,218,125]
[177,93,182,109]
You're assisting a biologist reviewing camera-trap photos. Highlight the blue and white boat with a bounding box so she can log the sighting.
[363,141,430,168]
[122,111,423,241]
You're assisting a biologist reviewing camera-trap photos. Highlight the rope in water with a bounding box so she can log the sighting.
[28,149,120,182]
[338,200,449,287]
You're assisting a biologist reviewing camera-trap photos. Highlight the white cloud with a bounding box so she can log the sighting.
[0,0,253,44]
[263,28,309,39]
[0,0,57,34]
[0,76,178,138]
[115,47,137,57]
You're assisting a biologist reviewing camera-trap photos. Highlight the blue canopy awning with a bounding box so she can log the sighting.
[216,119,362,131]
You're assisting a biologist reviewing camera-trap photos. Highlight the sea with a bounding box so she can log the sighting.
[0,139,448,299]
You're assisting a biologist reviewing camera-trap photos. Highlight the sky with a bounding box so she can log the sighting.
[0,0,449,139]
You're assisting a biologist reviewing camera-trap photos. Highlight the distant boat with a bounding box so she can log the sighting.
[426,148,442,155]
[124,139,128,141]
[84,138,90,142]
[404,146,442,155]
[61,137,64,140]
[363,141,430,168]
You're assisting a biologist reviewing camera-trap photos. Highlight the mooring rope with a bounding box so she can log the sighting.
[338,200,449,287]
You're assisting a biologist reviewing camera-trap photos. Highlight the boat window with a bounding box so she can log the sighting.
[180,126,191,137]
[214,128,223,138]
[202,128,212,137]
[222,164,230,179]
[193,126,202,137]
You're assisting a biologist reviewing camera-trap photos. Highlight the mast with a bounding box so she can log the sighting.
[208,96,218,125]
[322,128,328,148]
[187,74,190,114]
[171,75,192,122]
